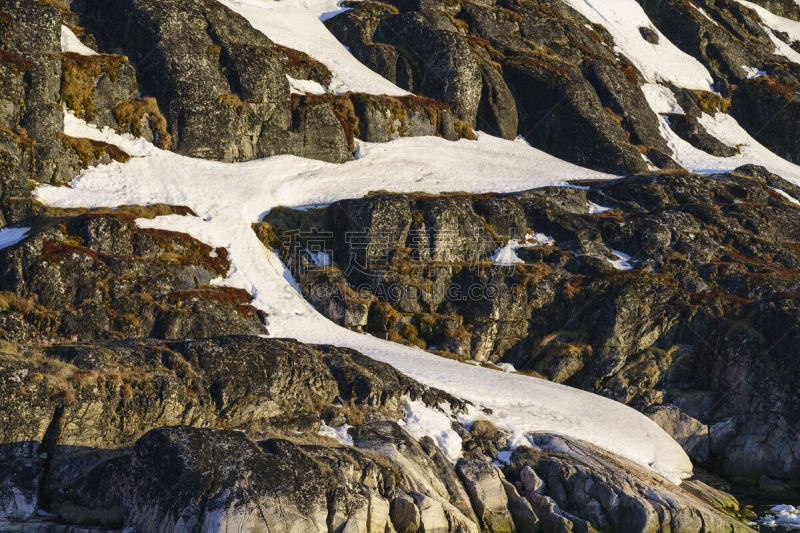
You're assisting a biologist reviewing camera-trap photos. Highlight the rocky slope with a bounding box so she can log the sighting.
[326,0,800,174]
[266,163,800,499]
[1,0,798,531]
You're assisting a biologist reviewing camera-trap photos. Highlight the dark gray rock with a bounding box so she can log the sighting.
[666,114,739,157]
[271,167,800,495]
[75,0,354,163]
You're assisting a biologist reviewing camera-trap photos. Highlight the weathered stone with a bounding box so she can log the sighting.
[455,459,515,532]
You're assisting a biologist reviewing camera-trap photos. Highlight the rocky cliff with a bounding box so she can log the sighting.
[1,0,798,531]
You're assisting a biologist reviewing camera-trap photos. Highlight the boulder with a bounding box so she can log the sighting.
[455,459,515,532]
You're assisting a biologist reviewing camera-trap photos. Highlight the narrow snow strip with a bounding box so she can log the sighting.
[734,0,800,62]
[63,111,158,158]
[0,227,30,250]
[287,75,327,95]
[774,187,800,205]
[766,26,800,63]
[640,85,800,185]
[691,4,719,26]
[587,201,610,214]
[217,0,408,96]
[60,25,97,56]
[33,114,693,484]
[736,0,800,41]
[560,0,714,90]
[399,397,463,463]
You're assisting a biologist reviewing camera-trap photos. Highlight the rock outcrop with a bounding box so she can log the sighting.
[327,0,800,174]
[267,165,800,497]
[326,0,681,173]
[2,0,799,530]
[636,0,800,164]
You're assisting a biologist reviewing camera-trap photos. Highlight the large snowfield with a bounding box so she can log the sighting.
[29,0,800,486]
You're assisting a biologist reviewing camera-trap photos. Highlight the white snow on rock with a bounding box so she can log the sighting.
[492,233,555,265]
[287,75,327,95]
[641,86,800,185]
[569,1,800,184]
[765,25,800,63]
[641,83,685,115]
[32,113,696,484]
[560,0,715,90]
[742,65,766,79]
[495,362,518,373]
[759,504,800,529]
[690,4,719,26]
[60,25,97,56]
[608,249,634,270]
[587,201,611,214]
[736,0,800,45]
[0,227,30,250]
[729,1,800,62]
[774,187,800,206]
[318,422,354,445]
[492,242,525,265]
[309,250,332,267]
[217,0,408,96]
[399,397,463,463]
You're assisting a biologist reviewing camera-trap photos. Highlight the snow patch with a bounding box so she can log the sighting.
[492,233,555,265]
[608,249,635,270]
[742,65,766,79]
[641,83,684,115]
[309,250,332,266]
[60,25,97,56]
[735,0,800,63]
[64,110,158,158]
[287,75,327,95]
[766,26,800,63]
[639,99,800,185]
[588,201,611,214]
[495,363,517,373]
[217,0,408,95]
[399,397,463,463]
[492,242,524,265]
[318,422,354,445]
[736,0,800,42]
[774,187,800,205]
[0,227,30,250]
